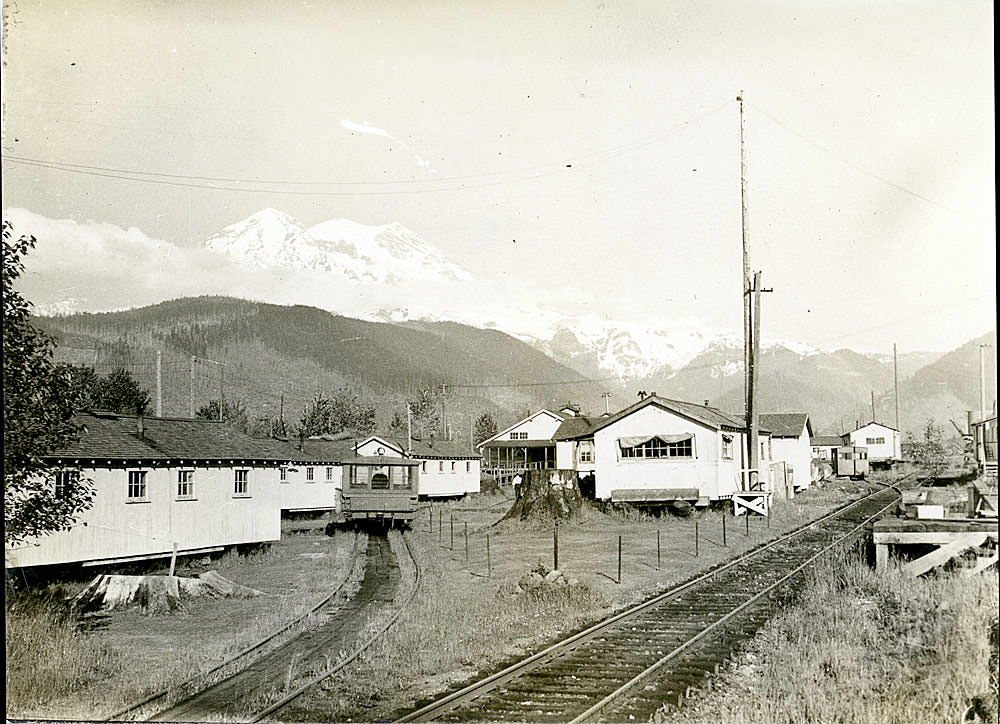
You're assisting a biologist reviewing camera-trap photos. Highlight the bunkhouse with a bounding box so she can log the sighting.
[259,435,344,515]
[308,434,481,498]
[5,411,289,570]
[759,413,814,490]
[846,421,902,465]
[810,435,845,461]
[562,394,771,506]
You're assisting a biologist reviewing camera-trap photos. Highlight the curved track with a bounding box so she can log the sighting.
[397,480,910,723]
[140,532,404,722]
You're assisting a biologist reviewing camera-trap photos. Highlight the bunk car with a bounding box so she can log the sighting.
[833,445,869,479]
[340,455,420,527]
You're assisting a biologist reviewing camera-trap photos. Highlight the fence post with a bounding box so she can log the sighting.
[465,522,469,563]
[617,535,622,584]
[745,512,750,536]
[657,530,661,570]
[695,521,699,557]
[429,508,432,533]
[439,510,443,544]
[450,514,454,551]
[553,524,559,571]
[487,534,492,577]
[722,509,727,547]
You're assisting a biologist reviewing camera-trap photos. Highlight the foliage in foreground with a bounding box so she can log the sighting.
[654,550,999,724]
[3,221,94,544]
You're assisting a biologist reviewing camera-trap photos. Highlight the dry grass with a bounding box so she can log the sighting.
[4,530,359,720]
[654,550,999,724]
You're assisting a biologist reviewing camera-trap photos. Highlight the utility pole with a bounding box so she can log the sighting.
[893,343,900,432]
[155,350,163,417]
[406,403,413,455]
[439,384,447,438]
[980,344,991,420]
[747,271,770,489]
[279,392,286,437]
[871,390,876,423]
[218,363,225,423]
[602,392,612,415]
[189,356,196,418]
[738,93,752,442]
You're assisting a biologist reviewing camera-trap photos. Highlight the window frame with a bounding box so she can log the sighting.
[176,469,196,500]
[127,469,149,503]
[54,469,80,498]
[619,436,695,460]
[233,468,251,497]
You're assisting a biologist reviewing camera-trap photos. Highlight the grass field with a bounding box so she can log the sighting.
[653,549,999,724]
[4,475,888,721]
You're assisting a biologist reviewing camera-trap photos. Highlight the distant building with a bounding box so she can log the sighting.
[6,412,288,569]
[969,410,998,477]
[760,413,813,490]
[846,421,901,463]
[810,435,846,461]
[478,404,601,478]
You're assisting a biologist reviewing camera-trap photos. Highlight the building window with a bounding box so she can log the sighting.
[280,467,288,483]
[450,461,456,473]
[234,469,249,496]
[620,436,694,459]
[722,435,734,460]
[127,470,147,501]
[305,467,315,482]
[511,431,528,440]
[580,448,593,463]
[325,467,335,482]
[421,461,427,473]
[438,461,444,472]
[466,461,471,473]
[55,470,79,498]
[177,470,195,499]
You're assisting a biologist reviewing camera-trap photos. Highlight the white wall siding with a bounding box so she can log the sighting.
[770,434,812,491]
[593,406,728,500]
[848,423,901,461]
[278,464,342,512]
[417,458,481,497]
[6,464,282,568]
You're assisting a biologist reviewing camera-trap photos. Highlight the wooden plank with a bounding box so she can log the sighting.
[611,488,700,503]
[874,531,999,545]
[900,534,987,577]
[962,552,999,577]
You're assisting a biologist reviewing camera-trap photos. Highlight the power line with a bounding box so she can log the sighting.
[1,101,731,196]
[746,101,984,222]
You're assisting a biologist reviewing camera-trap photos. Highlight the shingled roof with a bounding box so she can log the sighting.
[46,412,291,463]
[553,416,604,441]
[759,413,812,438]
[563,395,749,439]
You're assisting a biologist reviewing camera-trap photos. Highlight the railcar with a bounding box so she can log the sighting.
[833,445,869,479]
[340,455,419,527]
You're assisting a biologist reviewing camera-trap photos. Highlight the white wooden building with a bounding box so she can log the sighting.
[846,421,901,463]
[5,412,287,570]
[565,395,769,504]
[311,434,481,498]
[759,413,814,490]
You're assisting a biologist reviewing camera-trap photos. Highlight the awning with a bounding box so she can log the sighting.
[618,433,693,448]
[481,440,555,449]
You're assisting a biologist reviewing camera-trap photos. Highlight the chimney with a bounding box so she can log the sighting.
[704,399,710,407]
[298,431,305,451]
[136,411,145,439]
[967,410,974,434]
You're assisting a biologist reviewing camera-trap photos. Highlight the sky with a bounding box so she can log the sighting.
[2,0,995,354]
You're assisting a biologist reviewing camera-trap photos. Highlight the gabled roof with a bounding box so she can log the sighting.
[850,421,900,433]
[811,435,846,446]
[759,413,813,438]
[47,412,289,462]
[565,395,747,439]
[478,409,564,448]
[306,435,481,460]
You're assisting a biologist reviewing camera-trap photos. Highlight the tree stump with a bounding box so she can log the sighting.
[502,469,585,522]
[72,572,262,614]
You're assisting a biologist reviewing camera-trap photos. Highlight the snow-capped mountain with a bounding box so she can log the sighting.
[205,209,475,284]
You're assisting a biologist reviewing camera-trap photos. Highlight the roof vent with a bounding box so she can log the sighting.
[704,399,710,407]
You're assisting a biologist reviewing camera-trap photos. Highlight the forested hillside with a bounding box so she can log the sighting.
[34,297,609,445]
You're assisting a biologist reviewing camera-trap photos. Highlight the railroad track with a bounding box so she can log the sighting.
[108,530,367,721]
[138,530,415,723]
[396,477,913,723]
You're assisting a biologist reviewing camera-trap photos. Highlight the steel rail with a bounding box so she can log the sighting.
[396,476,911,722]
[567,488,900,723]
[107,531,367,722]
[250,530,424,722]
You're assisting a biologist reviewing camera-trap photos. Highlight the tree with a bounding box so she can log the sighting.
[90,367,151,414]
[3,222,94,545]
[196,398,250,430]
[406,386,441,440]
[904,418,950,480]
[297,387,376,437]
[473,412,498,446]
